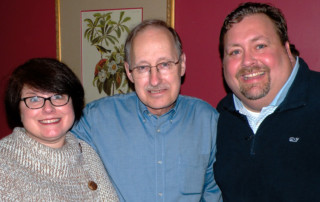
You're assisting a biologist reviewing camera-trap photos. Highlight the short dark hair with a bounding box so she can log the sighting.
[290,44,300,57]
[124,19,183,66]
[219,2,289,60]
[5,58,84,129]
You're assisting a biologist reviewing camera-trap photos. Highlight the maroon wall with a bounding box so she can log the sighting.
[0,0,56,137]
[1,0,319,138]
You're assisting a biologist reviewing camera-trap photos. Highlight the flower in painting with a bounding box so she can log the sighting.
[115,53,124,64]
[98,69,107,82]
[108,61,118,75]
[95,59,107,77]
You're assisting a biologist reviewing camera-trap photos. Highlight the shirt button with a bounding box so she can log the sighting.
[157,160,162,164]
[157,129,160,133]
[158,192,163,196]
[88,181,98,190]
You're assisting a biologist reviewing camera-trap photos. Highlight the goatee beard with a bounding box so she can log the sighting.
[236,65,270,100]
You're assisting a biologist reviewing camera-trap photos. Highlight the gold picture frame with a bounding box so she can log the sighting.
[55,0,175,85]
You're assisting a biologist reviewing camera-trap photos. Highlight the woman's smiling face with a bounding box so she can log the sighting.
[19,85,75,148]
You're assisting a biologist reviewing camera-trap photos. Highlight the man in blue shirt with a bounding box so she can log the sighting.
[214,2,320,201]
[72,19,222,201]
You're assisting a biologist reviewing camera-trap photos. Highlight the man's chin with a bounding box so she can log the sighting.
[240,85,270,100]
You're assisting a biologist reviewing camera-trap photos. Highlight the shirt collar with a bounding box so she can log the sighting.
[137,94,178,120]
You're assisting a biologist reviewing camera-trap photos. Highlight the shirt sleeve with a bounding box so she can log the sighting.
[71,104,97,151]
[202,112,222,202]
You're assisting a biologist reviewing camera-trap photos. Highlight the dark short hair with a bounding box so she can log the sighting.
[124,19,183,66]
[219,2,289,60]
[5,58,84,129]
[290,44,300,57]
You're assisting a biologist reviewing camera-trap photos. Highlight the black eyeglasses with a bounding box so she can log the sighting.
[20,94,70,109]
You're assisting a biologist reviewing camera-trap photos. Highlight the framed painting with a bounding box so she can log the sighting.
[56,0,175,103]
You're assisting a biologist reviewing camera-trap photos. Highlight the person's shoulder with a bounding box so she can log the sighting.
[309,69,320,80]
[179,94,212,106]
[0,132,15,150]
[78,139,101,160]
[78,139,96,154]
[216,93,234,113]
[299,57,320,79]
[0,131,18,161]
[178,95,218,113]
[299,59,320,91]
[307,70,320,98]
[86,92,137,109]
[78,139,105,167]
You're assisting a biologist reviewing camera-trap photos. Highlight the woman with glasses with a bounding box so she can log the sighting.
[0,58,118,201]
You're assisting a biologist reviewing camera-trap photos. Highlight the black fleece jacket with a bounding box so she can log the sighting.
[214,58,320,202]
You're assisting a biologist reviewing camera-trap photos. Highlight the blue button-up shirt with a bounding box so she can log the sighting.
[72,92,221,202]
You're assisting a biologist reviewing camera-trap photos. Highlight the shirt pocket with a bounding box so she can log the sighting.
[178,154,209,194]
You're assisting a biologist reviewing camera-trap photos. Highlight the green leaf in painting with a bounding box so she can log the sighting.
[121,17,131,23]
[104,77,113,95]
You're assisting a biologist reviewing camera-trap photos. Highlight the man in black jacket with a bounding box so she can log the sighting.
[214,2,320,201]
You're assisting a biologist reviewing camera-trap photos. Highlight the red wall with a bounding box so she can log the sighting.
[0,0,56,137]
[1,0,319,138]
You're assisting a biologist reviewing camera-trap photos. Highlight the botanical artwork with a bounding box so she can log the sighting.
[81,8,142,103]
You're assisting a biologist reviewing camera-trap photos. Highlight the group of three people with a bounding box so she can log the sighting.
[1,2,320,201]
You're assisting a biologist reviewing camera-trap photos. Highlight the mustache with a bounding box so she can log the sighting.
[146,84,170,91]
[236,65,269,78]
